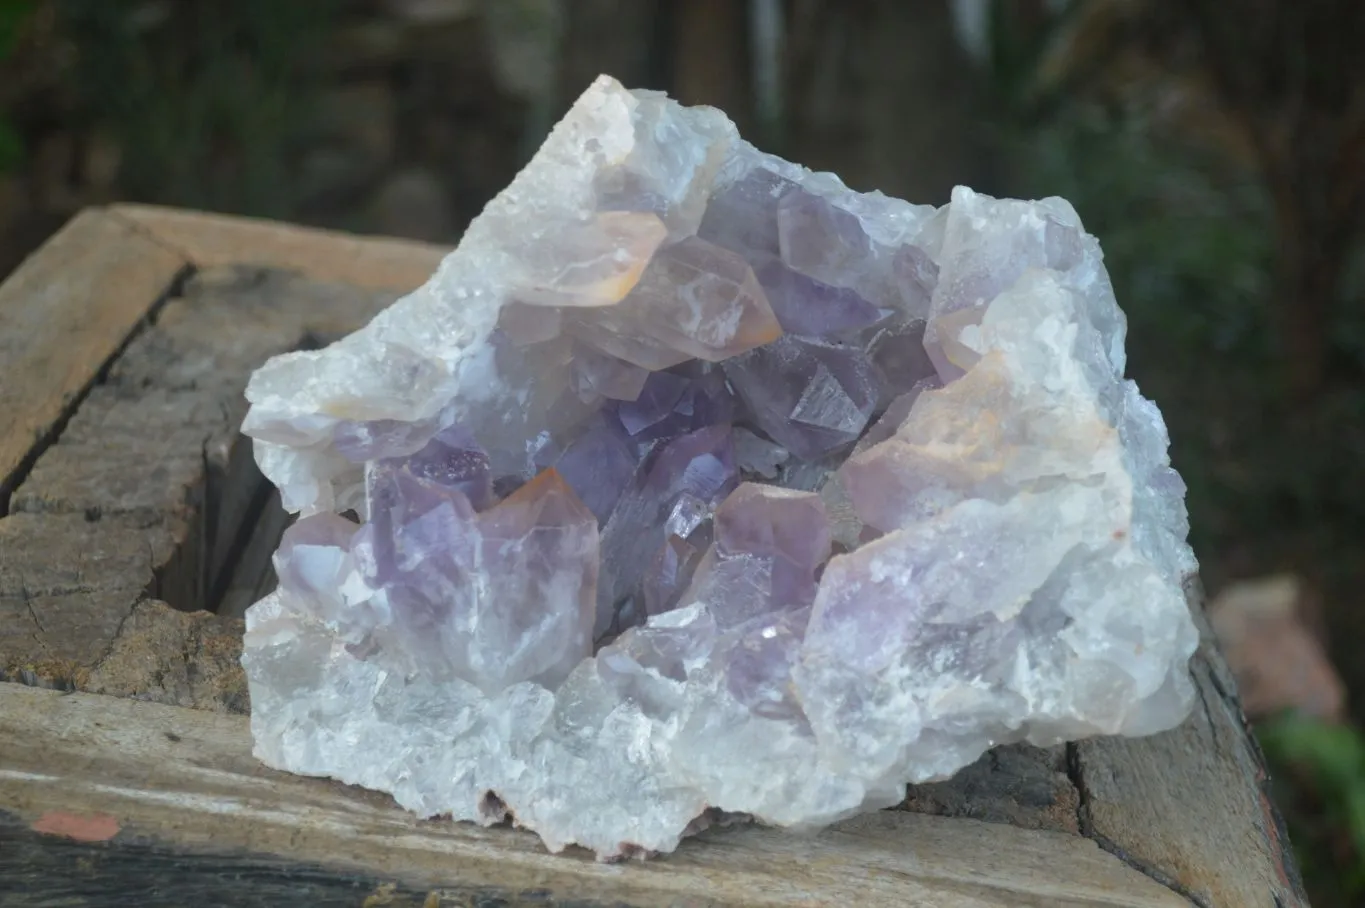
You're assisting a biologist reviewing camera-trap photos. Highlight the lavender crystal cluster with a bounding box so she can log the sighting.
[239,76,1200,858]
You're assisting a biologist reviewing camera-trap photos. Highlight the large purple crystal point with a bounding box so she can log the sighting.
[724,335,878,460]
[755,259,884,340]
[365,467,598,692]
[550,414,638,523]
[778,189,875,284]
[596,424,738,636]
[684,482,832,627]
[240,76,1198,862]
[696,166,798,259]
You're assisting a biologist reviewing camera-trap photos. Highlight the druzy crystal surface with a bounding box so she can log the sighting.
[240,76,1200,859]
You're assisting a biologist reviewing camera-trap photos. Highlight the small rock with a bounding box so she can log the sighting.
[1209,574,1346,721]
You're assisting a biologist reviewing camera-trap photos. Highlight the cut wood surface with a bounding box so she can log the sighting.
[1072,599,1308,908]
[0,209,185,509]
[0,206,1310,907]
[111,204,449,292]
[0,684,1188,908]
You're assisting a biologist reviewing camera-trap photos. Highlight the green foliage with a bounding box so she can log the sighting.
[980,0,1093,126]
[0,0,37,173]
[56,0,338,217]
[1259,714,1365,900]
[0,0,33,56]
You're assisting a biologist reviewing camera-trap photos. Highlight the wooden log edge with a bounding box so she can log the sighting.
[0,684,1190,908]
[107,205,448,294]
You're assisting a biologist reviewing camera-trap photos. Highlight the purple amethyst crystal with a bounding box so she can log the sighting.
[684,483,832,628]
[696,166,798,259]
[616,370,690,435]
[596,424,738,636]
[642,534,707,618]
[777,189,875,284]
[399,422,496,511]
[755,259,884,339]
[356,467,598,691]
[723,335,879,460]
[240,77,1198,864]
[860,315,937,407]
[549,414,639,523]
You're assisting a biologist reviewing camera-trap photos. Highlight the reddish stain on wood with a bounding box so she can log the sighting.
[31,811,120,842]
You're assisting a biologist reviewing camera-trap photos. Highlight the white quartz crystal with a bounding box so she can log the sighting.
[240,75,1200,859]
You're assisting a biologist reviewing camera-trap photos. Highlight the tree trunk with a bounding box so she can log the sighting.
[784,0,990,203]
[669,0,752,134]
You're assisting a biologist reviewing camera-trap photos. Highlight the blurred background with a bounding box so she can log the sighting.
[0,0,1362,900]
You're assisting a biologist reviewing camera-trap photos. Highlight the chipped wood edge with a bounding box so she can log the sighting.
[0,685,1188,908]
[108,204,449,294]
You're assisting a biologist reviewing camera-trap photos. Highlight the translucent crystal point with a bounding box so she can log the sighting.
[597,424,738,636]
[684,483,832,627]
[566,236,783,369]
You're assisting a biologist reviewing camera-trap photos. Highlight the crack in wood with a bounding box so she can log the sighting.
[1066,740,1205,908]
[0,264,193,517]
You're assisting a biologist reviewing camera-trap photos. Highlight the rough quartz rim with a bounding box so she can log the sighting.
[239,75,1200,860]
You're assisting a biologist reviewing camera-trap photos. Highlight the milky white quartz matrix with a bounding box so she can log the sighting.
[239,75,1200,859]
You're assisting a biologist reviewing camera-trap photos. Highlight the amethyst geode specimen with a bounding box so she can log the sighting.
[239,76,1200,858]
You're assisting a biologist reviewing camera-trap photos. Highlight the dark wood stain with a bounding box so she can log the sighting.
[0,812,625,908]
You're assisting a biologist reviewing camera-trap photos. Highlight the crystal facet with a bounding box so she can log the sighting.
[240,76,1199,861]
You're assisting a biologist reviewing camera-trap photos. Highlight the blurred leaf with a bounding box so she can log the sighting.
[0,0,36,58]
[1260,713,1365,895]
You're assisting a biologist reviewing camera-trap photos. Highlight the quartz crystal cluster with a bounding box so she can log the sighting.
[240,75,1200,859]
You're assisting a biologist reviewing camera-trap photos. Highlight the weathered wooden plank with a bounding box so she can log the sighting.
[0,685,1189,908]
[0,813,545,908]
[0,209,188,508]
[0,513,183,682]
[0,210,1302,905]
[1072,588,1309,908]
[82,599,247,712]
[0,266,396,705]
[110,204,448,294]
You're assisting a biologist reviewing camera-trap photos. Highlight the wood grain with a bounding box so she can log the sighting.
[0,684,1190,908]
[0,209,187,509]
[110,204,448,294]
[1,814,525,908]
[0,209,1305,906]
